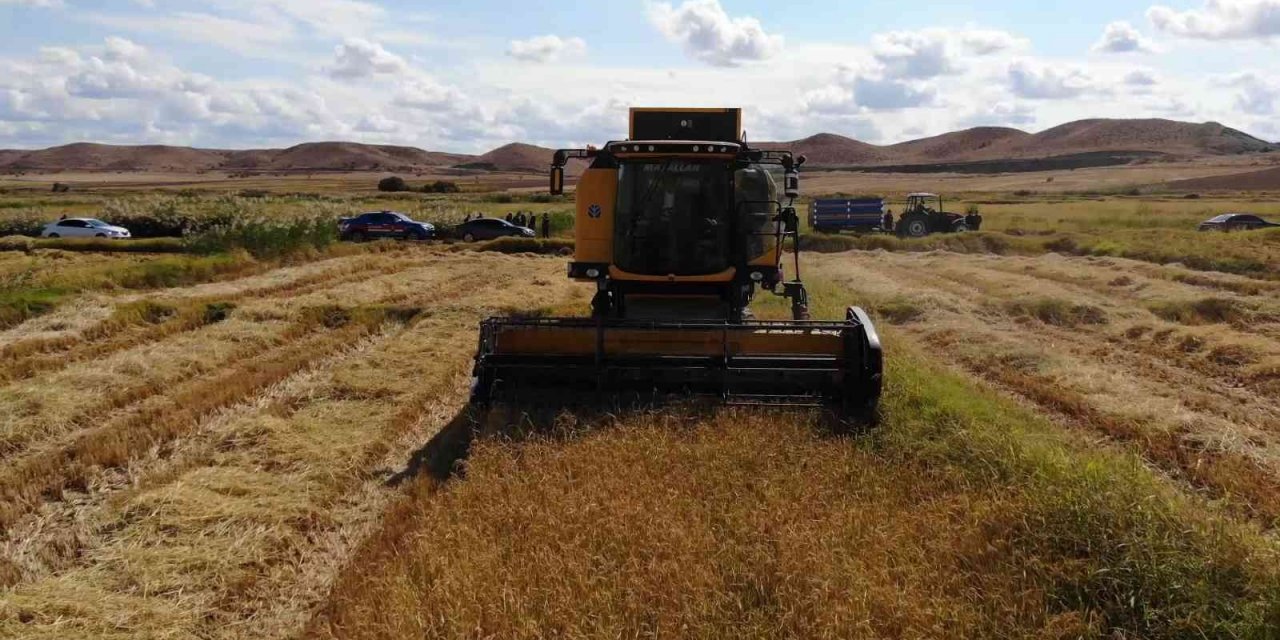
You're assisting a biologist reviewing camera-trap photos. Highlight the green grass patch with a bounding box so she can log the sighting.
[1002,298,1109,327]
[99,253,254,290]
[0,236,189,254]
[798,231,1022,255]
[874,340,1280,637]
[0,287,68,329]
[1148,297,1253,325]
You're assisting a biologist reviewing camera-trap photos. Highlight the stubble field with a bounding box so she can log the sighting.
[1,186,1279,639]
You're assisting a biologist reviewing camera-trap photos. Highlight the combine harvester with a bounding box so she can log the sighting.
[470,108,882,422]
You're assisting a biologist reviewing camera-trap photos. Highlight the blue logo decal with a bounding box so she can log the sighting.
[588,204,602,219]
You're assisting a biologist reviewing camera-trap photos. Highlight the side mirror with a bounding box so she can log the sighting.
[784,170,799,199]
[782,154,800,199]
[549,166,564,195]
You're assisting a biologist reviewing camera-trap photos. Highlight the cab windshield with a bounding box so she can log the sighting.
[614,160,732,276]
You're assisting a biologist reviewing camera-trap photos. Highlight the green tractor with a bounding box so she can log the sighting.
[890,193,982,238]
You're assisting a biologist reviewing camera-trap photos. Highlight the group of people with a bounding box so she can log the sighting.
[460,211,553,238]
[503,211,537,228]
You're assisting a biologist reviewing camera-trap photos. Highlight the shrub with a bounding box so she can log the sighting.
[378,176,408,193]
[186,214,336,259]
[423,181,460,194]
[50,183,70,193]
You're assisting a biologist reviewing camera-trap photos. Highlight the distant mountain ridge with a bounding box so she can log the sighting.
[768,119,1276,167]
[1,118,1274,174]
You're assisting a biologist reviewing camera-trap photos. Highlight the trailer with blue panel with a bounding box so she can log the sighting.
[810,193,983,237]
[809,198,888,234]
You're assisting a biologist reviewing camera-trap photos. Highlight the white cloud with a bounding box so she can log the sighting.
[1148,0,1280,40]
[852,76,936,109]
[957,102,1037,128]
[392,77,467,111]
[246,0,387,38]
[1124,69,1159,85]
[959,29,1026,54]
[103,36,148,62]
[871,28,1024,79]
[0,0,64,7]
[86,11,296,58]
[1220,72,1278,114]
[506,35,587,63]
[1094,21,1158,53]
[328,38,408,80]
[1008,60,1095,99]
[646,0,783,66]
[355,113,398,133]
[870,32,954,79]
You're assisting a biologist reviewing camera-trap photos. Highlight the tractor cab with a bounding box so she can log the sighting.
[904,193,943,216]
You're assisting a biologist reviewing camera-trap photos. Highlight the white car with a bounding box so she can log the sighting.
[41,218,132,239]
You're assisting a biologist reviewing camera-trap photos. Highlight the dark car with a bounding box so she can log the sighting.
[454,217,535,242]
[338,211,435,241]
[1198,213,1279,232]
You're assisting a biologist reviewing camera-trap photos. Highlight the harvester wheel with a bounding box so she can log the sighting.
[900,215,929,238]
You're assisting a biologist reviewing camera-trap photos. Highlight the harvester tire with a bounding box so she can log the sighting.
[900,215,929,238]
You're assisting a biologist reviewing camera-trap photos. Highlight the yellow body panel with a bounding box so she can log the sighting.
[608,266,736,283]
[749,249,779,268]
[493,325,843,358]
[574,168,617,265]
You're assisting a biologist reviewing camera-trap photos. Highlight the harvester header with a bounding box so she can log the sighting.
[471,107,883,424]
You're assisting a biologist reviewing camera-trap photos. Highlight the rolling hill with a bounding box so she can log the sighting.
[761,133,888,166]
[885,126,1032,163]
[763,119,1275,168]
[0,118,1274,174]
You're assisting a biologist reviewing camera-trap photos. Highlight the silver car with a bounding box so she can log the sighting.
[41,218,132,239]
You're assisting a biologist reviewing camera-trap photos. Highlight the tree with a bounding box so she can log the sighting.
[378,176,408,192]
[424,180,460,194]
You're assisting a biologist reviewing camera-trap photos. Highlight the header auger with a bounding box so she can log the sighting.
[470,108,882,423]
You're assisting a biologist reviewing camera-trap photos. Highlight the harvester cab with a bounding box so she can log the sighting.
[470,108,882,420]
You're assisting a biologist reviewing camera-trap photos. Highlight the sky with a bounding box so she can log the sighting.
[0,0,1277,152]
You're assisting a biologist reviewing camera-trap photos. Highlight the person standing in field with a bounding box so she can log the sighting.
[541,213,550,238]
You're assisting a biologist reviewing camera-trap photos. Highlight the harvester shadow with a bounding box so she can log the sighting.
[386,399,869,487]
[385,408,478,485]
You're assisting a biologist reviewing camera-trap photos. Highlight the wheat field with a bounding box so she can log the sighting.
[2,193,1280,638]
